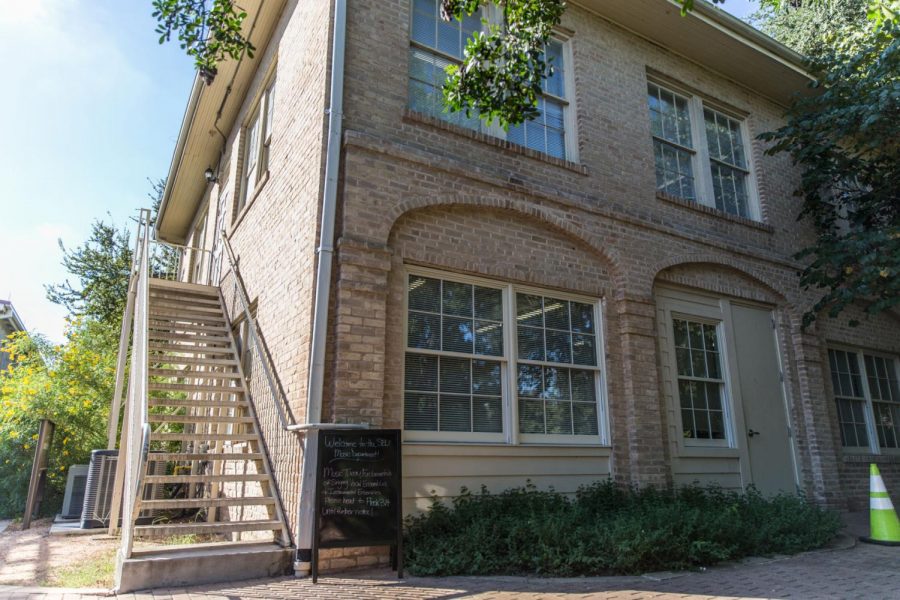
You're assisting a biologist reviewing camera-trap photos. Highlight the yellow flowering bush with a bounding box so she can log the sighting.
[0,319,117,518]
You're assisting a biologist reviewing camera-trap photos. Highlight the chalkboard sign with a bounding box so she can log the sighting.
[312,429,402,582]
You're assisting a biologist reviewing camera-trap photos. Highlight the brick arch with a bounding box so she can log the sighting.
[648,253,787,304]
[385,194,628,293]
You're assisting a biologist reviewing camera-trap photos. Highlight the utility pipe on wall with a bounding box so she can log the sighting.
[294,0,348,575]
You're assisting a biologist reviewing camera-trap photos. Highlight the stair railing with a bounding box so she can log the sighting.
[108,208,152,558]
[220,232,294,430]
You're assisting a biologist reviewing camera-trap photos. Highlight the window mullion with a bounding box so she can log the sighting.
[505,284,519,445]
[857,349,881,454]
[691,98,715,209]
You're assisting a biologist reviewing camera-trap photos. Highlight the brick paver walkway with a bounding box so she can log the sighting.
[0,540,898,600]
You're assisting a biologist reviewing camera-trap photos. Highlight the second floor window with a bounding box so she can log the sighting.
[408,0,574,161]
[647,81,757,220]
[239,77,276,213]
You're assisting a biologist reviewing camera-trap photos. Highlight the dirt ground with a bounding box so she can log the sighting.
[0,519,118,587]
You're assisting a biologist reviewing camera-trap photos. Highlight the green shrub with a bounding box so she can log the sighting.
[403,481,841,576]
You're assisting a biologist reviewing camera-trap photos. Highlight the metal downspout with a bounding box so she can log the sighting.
[294,0,347,575]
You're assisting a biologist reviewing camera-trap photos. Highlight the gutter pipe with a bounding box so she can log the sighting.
[294,0,348,575]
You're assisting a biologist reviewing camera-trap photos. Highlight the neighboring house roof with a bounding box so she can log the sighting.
[0,299,26,339]
[156,0,813,244]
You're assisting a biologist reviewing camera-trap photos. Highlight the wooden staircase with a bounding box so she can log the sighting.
[117,279,293,592]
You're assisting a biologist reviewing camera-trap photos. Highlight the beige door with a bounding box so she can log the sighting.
[731,304,796,495]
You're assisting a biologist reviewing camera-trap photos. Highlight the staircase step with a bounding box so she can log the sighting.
[149,343,235,356]
[149,332,232,344]
[149,292,222,307]
[140,497,277,510]
[149,368,241,379]
[149,310,227,325]
[149,279,219,297]
[144,473,268,484]
[149,414,255,424]
[150,433,258,443]
[149,398,248,409]
[148,356,238,367]
[134,520,282,538]
[149,321,229,334]
[150,453,264,461]
[118,543,293,593]
[151,301,222,315]
[149,383,243,394]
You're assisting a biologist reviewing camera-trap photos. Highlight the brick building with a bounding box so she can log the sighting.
[150,0,899,577]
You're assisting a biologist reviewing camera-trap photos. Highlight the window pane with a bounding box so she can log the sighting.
[573,334,596,366]
[574,402,599,435]
[405,392,438,430]
[440,356,471,394]
[440,395,471,431]
[518,326,545,361]
[647,83,692,148]
[546,400,573,434]
[473,396,503,432]
[409,276,441,312]
[544,40,565,97]
[519,398,545,434]
[544,299,570,330]
[408,312,440,349]
[517,294,544,327]
[405,354,438,391]
[710,162,750,218]
[545,330,572,364]
[543,366,570,400]
[571,370,596,403]
[475,320,503,356]
[474,286,503,320]
[571,302,594,334]
[442,280,473,317]
[442,316,475,353]
[517,364,544,398]
[653,140,695,201]
[472,360,501,396]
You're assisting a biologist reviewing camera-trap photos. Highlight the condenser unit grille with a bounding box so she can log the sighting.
[61,465,89,520]
[81,450,168,529]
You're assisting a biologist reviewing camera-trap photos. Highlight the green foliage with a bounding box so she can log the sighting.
[0,321,118,518]
[403,481,841,576]
[45,179,177,325]
[440,0,566,127]
[758,20,900,328]
[45,220,133,325]
[752,0,871,58]
[152,0,255,85]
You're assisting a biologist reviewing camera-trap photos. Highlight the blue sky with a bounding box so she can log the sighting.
[0,0,758,343]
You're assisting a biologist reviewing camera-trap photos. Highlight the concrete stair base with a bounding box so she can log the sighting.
[116,543,294,593]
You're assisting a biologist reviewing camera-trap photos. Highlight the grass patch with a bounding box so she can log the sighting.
[42,548,116,588]
[404,481,841,577]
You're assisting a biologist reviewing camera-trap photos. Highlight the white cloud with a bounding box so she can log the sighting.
[0,222,77,343]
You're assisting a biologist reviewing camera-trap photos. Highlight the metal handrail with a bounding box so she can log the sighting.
[219,231,370,435]
[220,231,294,431]
[118,208,152,558]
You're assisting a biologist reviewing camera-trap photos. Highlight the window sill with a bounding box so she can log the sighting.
[843,452,900,464]
[403,109,588,176]
[657,192,774,233]
[228,170,270,238]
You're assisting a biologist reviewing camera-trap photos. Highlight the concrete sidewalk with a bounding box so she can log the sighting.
[0,513,896,600]
[1,539,898,600]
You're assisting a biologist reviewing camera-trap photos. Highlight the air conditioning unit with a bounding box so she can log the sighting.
[61,464,89,520]
[81,449,168,529]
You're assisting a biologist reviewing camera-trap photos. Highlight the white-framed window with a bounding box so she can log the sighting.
[647,81,758,220]
[408,0,576,161]
[239,76,276,212]
[828,347,900,453]
[403,268,608,444]
[672,317,728,444]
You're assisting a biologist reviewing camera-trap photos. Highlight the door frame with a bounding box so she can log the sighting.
[656,286,801,493]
